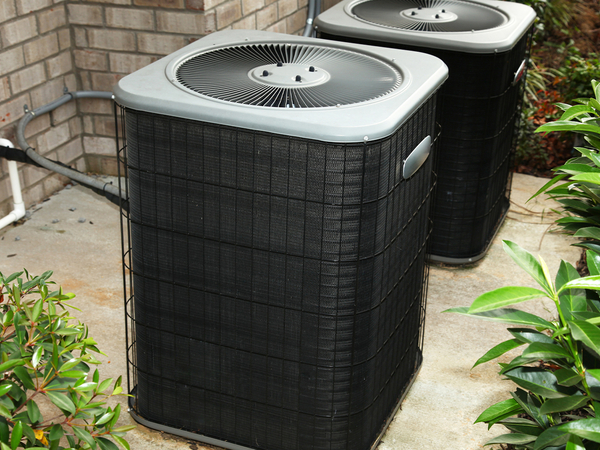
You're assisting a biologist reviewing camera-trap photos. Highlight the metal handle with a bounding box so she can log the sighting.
[513,59,527,86]
[403,135,431,179]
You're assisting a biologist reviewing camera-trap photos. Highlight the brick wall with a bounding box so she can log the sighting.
[0,0,318,218]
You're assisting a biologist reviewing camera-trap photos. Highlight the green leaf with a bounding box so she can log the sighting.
[96,378,113,394]
[504,367,577,399]
[13,366,35,391]
[0,417,8,444]
[473,339,523,368]
[0,385,12,398]
[539,394,590,415]
[574,227,600,241]
[498,418,542,436]
[111,434,131,450]
[0,359,26,375]
[26,399,41,424]
[31,298,43,323]
[503,241,552,296]
[566,434,586,450]
[59,358,82,373]
[72,425,96,450]
[572,173,600,186]
[560,105,597,121]
[468,286,546,314]
[31,346,43,369]
[58,370,88,379]
[0,405,11,420]
[511,389,548,428]
[555,368,584,386]
[475,398,522,427]
[49,424,63,441]
[444,307,556,330]
[54,328,81,336]
[485,433,537,445]
[558,418,600,443]
[534,426,570,450]
[508,328,555,344]
[97,437,119,450]
[73,382,97,392]
[95,411,115,426]
[558,275,600,293]
[521,342,573,362]
[529,173,570,201]
[537,121,600,136]
[569,320,600,357]
[46,392,76,415]
[10,421,22,450]
[556,260,588,321]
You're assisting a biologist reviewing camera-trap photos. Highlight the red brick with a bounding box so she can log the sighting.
[242,0,263,15]
[16,0,50,15]
[186,0,203,10]
[88,29,136,51]
[137,32,186,55]
[256,3,276,29]
[157,11,205,34]
[134,0,183,8]
[266,18,285,33]
[0,0,16,22]
[0,94,29,127]
[74,49,108,71]
[232,13,255,29]
[0,47,25,77]
[1,15,37,47]
[67,4,103,25]
[286,7,305,34]
[109,52,152,73]
[24,33,59,64]
[216,0,241,28]
[38,6,67,33]
[90,72,124,92]
[106,7,154,29]
[278,0,296,17]
[0,77,10,102]
[10,63,46,94]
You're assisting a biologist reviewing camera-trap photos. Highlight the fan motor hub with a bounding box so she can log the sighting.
[400,7,458,22]
[250,63,331,87]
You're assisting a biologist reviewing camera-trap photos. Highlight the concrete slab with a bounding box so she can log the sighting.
[0,172,580,450]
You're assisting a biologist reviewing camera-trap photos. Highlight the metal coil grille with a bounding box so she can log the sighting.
[119,92,438,450]
[174,43,402,108]
[351,0,507,32]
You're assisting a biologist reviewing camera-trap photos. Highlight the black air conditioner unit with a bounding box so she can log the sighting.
[315,0,536,263]
[115,29,447,450]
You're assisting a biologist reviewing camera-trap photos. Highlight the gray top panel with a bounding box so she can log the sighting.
[113,30,448,143]
[314,0,536,53]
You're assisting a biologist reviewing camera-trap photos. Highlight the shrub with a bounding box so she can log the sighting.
[0,270,133,450]
[446,241,600,449]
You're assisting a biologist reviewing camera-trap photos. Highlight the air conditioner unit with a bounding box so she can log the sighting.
[114,29,447,450]
[315,0,536,263]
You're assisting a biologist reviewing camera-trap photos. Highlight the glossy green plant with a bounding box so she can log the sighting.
[531,79,600,251]
[0,270,133,450]
[446,241,600,449]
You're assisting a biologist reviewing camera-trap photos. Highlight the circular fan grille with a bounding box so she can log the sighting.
[174,43,402,108]
[351,0,507,32]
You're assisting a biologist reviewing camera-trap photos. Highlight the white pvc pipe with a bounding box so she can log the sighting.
[0,139,26,230]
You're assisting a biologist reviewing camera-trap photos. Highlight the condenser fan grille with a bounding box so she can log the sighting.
[351,0,507,32]
[174,43,402,108]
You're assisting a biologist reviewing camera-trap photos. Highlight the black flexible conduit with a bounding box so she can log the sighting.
[6,90,127,208]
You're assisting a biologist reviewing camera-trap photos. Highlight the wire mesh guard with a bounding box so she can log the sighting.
[116,94,437,450]
[317,27,533,262]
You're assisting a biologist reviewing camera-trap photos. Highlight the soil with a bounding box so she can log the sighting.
[512,0,600,178]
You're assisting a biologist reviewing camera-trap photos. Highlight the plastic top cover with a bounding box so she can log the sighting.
[113,29,448,143]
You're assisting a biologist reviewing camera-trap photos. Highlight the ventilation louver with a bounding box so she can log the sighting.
[351,0,507,32]
[115,30,447,450]
[315,0,536,263]
[175,43,401,107]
